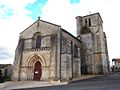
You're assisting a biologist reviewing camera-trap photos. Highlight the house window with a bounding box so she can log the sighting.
[36,35,41,48]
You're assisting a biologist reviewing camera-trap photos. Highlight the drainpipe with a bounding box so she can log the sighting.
[59,29,62,81]
[71,41,74,78]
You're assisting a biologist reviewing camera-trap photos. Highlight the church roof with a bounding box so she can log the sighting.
[20,18,61,35]
[19,17,81,44]
[61,28,81,43]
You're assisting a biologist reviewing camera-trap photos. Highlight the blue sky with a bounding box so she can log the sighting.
[70,0,80,4]
[0,4,13,19]
[26,0,80,20]
[0,0,120,65]
[26,0,48,20]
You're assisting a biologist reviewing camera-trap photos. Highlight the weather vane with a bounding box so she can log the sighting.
[89,11,91,14]
[38,16,40,20]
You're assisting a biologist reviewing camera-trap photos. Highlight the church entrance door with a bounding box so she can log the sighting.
[34,61,42,81]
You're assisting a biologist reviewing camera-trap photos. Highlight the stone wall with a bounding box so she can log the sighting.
[81,33,94,74]
[12,19,61,81]
[76,13,109,75]
[20,50,50,81]
[61,30,81,80]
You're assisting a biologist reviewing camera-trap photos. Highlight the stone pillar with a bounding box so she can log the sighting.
[50,34,57,81]
[12,39,24,81]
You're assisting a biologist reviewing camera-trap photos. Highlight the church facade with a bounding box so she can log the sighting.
[12,13,110,81]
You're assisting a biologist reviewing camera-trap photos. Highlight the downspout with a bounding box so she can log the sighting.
[59,29,62,81]
[71,41,74,78]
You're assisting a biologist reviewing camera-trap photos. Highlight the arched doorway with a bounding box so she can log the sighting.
[34,61,42,81]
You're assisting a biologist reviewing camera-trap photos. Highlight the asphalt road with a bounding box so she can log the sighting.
[15,72,120,90]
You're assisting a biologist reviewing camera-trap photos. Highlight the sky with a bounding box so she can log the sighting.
[0,0,120,66]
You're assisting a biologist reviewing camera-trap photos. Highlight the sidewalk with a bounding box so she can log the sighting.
[0,75,102,90]
[0,81,68,90]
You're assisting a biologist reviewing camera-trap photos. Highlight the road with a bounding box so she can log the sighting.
[15,72,120,90]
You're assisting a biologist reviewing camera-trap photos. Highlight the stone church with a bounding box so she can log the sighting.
[12,13,110,81]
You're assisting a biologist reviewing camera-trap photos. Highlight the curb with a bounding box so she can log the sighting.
[69,75,103,83]
[0,81,68,90]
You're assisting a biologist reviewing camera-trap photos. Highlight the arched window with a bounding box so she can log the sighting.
[36,35,41,48]
[32,32,41,48]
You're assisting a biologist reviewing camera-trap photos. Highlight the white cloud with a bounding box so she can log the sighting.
[0,47,13,59]
[0,16,34,63]
[0,0,36,64]
[0,0,36,15]
[41,0,120,65]
[41,0,77,35]
[0,58,14,64]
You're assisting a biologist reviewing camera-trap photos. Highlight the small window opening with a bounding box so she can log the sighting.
[5,69,7,76]
[89,18,91,27]
[85,19,87,24]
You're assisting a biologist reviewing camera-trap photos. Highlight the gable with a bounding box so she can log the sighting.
[20,19,61,39]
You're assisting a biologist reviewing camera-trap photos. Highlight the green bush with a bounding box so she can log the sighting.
[4,76,11,81]
[0,77,5,83]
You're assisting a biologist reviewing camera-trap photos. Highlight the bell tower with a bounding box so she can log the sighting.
[76,13,109,75]
[76,13,103,39]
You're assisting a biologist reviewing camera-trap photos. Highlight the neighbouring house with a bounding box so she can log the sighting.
[0,64,13,77]
[12,13,110,82]
[112,58,120,69]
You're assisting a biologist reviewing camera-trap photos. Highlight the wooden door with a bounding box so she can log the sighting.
[34,61,42,81]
